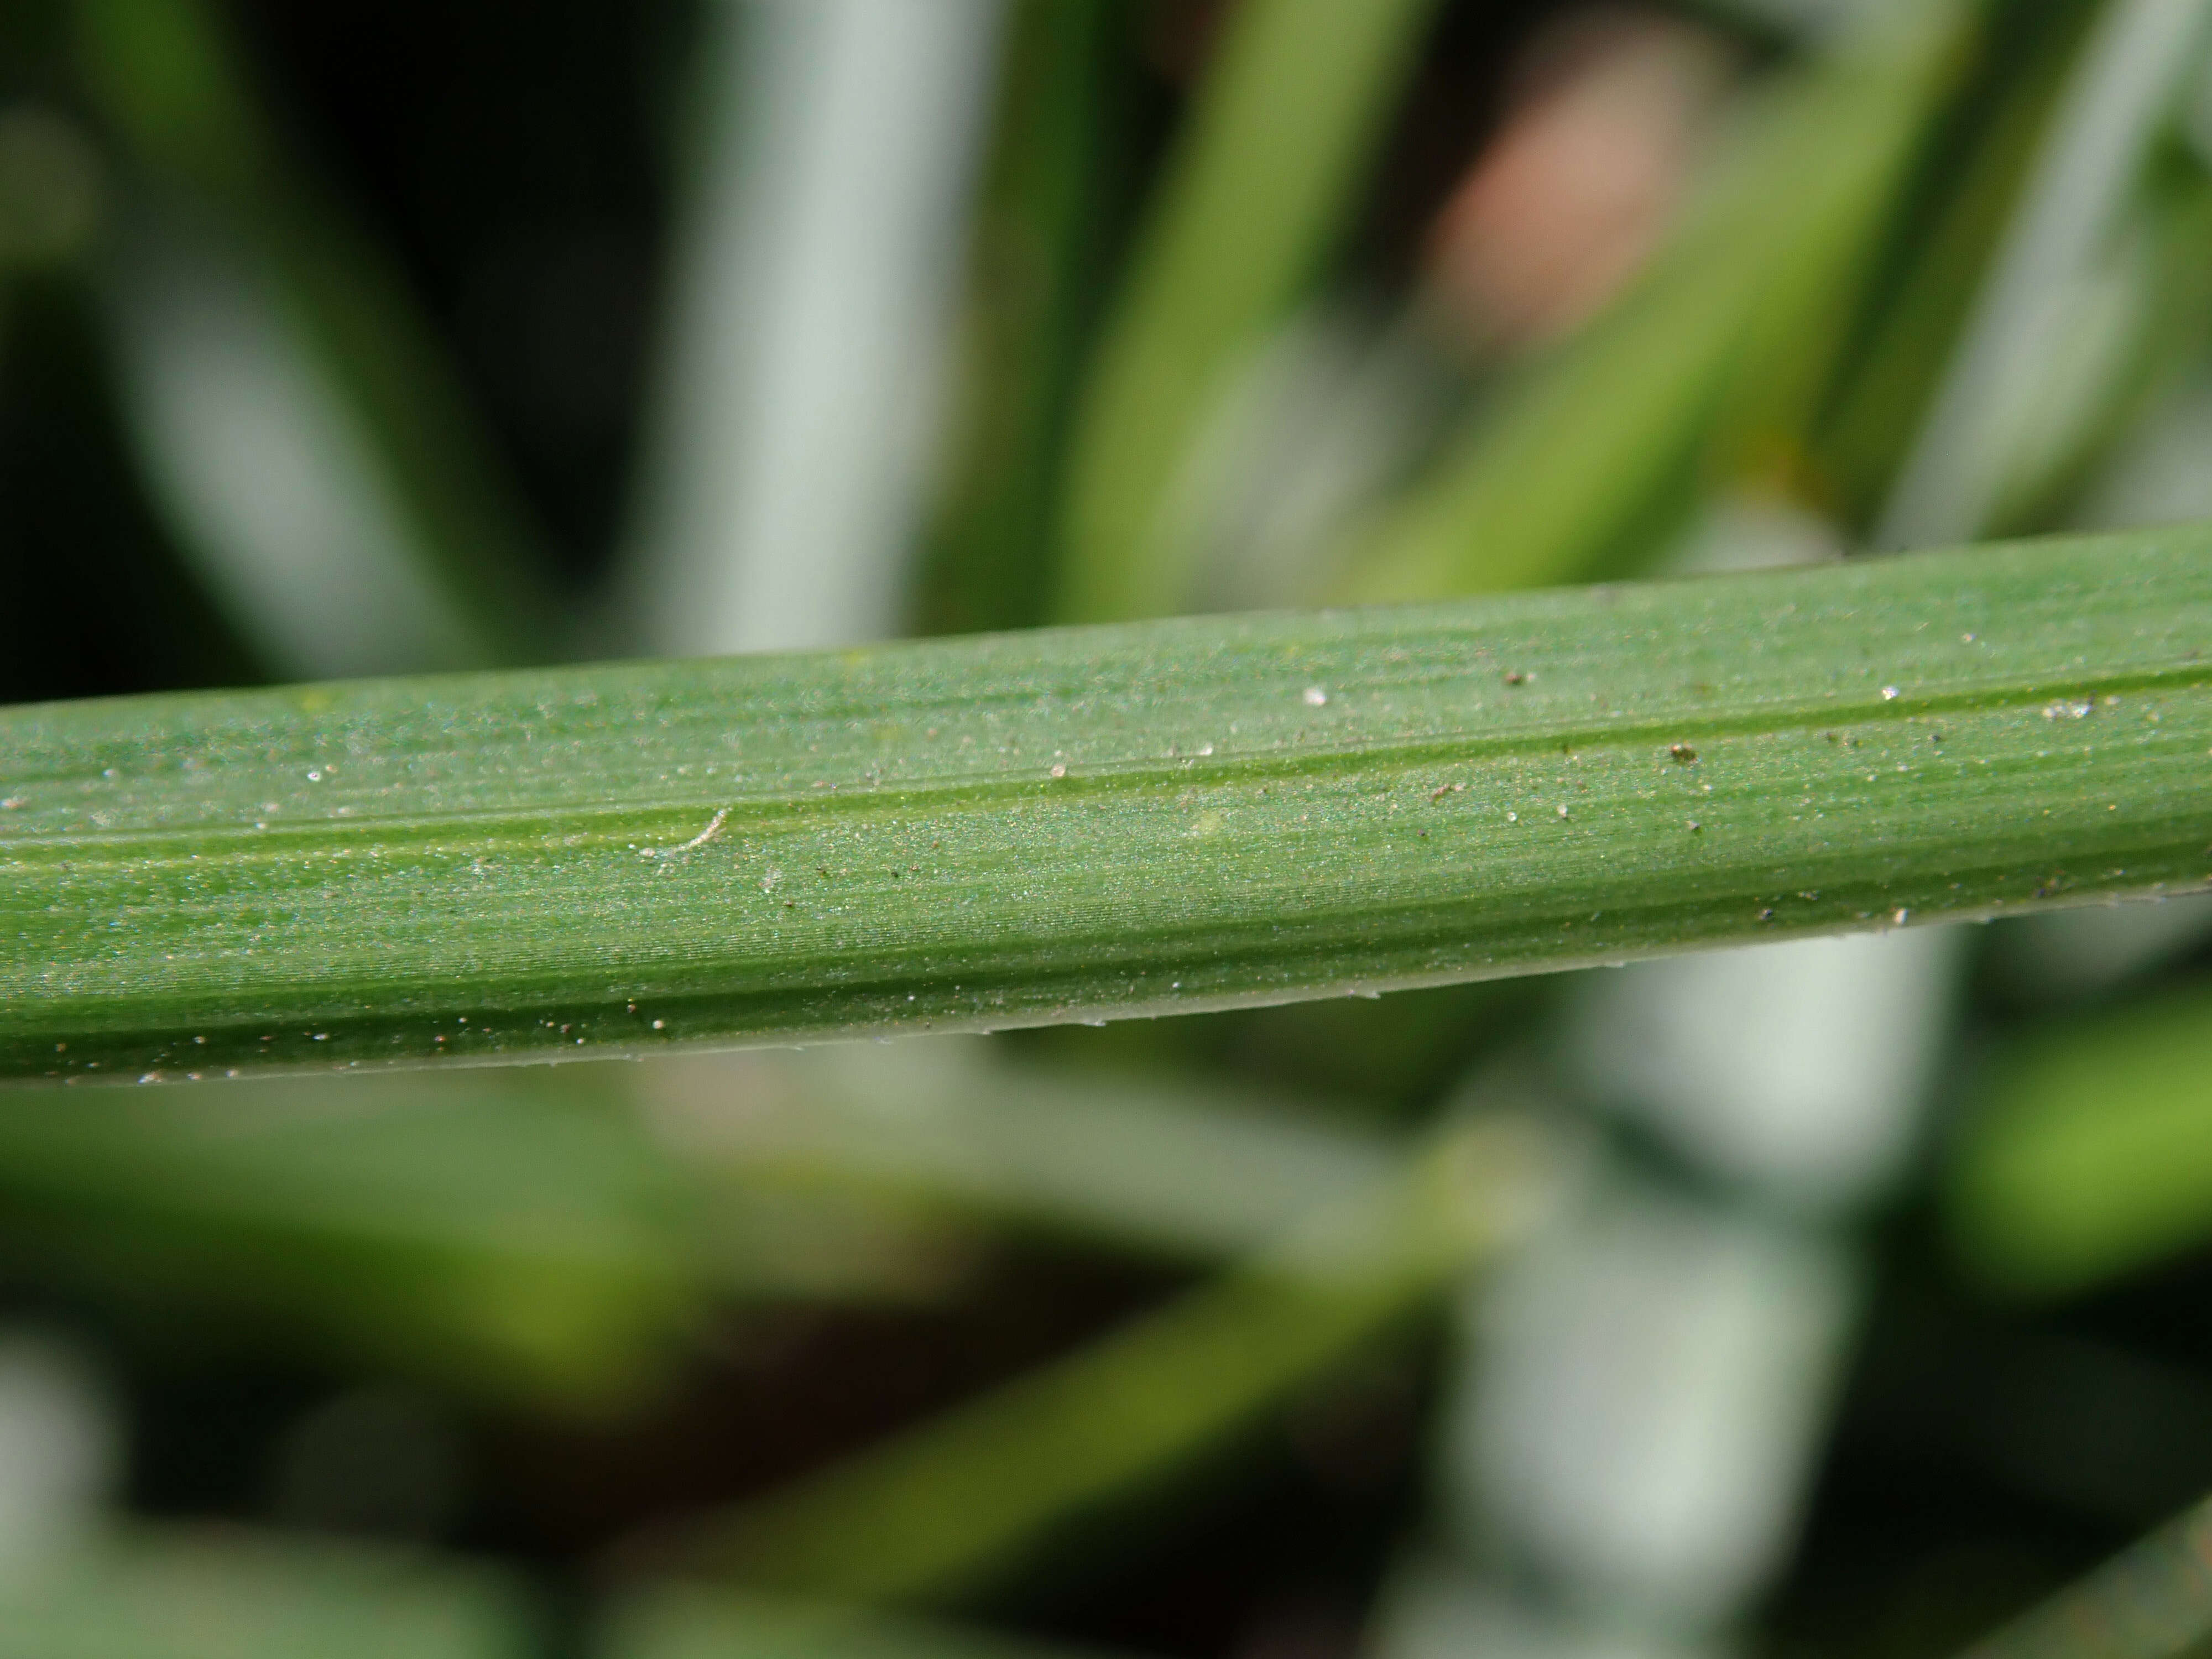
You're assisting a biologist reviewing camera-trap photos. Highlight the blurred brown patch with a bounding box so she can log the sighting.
[1422,4,1735,354]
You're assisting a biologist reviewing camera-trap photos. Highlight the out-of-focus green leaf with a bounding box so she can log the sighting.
[1949,1485,2212,1659]
[916,0,1123,639]
[1950,979,2212,1296]
[0,1527,531,1659]
[1992,152,2212,534]
[1812,0,2096,532]
[0,1070,700,1411]
[1339,1,1970,603]
[5,531,2211,1082]
[644,1110,1557,1605]
[1877,0,2212,549]
[1055,0,1443,623]
[641,1044,1399,1264]
[71,0,559,664]
[0,103,105,272]
[600,1585,1135,1659]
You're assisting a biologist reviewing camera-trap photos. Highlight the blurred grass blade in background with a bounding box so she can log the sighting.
[601,1584,1140,1659]
[1952,1484,2212,1659]
[644,1044,1399,1265]
[0,1526,531,1659]
[622,0,1004,656]
[1950,979,2212,1297]
[1340,0,1968,602]
[1877,0,2212,550]
[98,205,497,681]
[915,0,1122,639]
[71,0,561,670]
[4,531,2210,1082]
[1806,1,2099,537]
[643,1109,1557,1605]
[0,1070,701,1413]
[1055,0,1442,623]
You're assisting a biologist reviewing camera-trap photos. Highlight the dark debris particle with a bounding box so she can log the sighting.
[1669,743,1697,764]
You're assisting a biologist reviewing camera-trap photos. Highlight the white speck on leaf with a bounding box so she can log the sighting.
[643,806,730,859]
[1302,686,1328,707]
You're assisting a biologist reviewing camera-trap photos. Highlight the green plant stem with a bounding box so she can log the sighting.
[4,531,2210,1084]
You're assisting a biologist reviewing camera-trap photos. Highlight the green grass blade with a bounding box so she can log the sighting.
[1949,978,2212,1296]
[646,1045,1397,1263]
[71,0,561,665]
[600,1585,1136,1659]
[0,1526,532,1659]
[1876,0,2212,549]
[1339,1,1968,602]
[1951,1486,2212,1659]
[1811,2,2094,532]
[915,0,1123,639]
[640,1112,1552,1605]
[4,530,2210,1084]
[0,1069,701,1411]
[1054,0,1442,623]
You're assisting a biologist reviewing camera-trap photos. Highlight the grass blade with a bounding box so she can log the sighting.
[1952,1486,2212,1659]
[71,0,561,665]
[1949,978,2212,1296]
[3,530,2210,1083]
[644,1044,1398,1263]
[1876,0,2212,549]
[1055,0,1443,623]
[599,1585,1139,1659]
[0,1069,700,1411]
[1339,1,1967,602]
[637,1112,1551,1605]
[0,1526,531,1659]
[915,0,1124,639]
